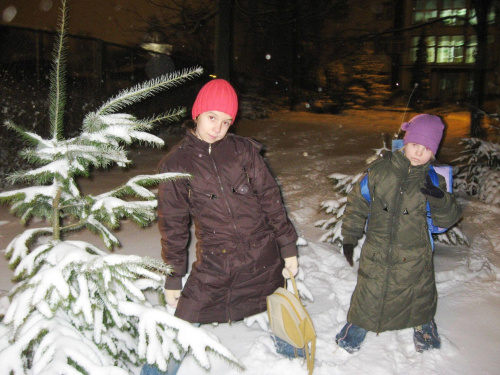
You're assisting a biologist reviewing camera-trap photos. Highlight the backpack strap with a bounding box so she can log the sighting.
[360,174,370,203]
[392,139,404,152]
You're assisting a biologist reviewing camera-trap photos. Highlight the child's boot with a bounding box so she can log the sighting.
[335,322,367,353]
[272,335,305,358]
[413,318,441,352]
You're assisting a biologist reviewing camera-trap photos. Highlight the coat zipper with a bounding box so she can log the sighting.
[208,144,245,322]
[376,165,411,333]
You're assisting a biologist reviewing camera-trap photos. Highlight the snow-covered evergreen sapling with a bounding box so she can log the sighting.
[0,1,242,373]
[454,115,500,205]
[315,135,468,263]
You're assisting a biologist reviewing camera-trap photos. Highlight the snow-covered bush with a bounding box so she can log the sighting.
[0,1,242,374]
[454,137,500,206]
[316,139,468,253]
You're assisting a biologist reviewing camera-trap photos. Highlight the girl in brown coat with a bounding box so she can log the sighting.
[142,79,299,375]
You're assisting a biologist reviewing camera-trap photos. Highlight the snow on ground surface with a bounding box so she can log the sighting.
[1,109,499,374]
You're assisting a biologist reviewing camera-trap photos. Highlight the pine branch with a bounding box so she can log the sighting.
[98,172,191,200]
[49,0,68,142]
[3,121,54,160]
[96,67,203,116]
[147,107,187,125]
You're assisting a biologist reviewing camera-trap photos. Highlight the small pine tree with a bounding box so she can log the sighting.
[315,138,468,262]
[454,136,500,205]
[0,1,242,373]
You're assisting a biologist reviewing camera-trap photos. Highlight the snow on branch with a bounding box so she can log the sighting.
[5,228,53,267]
[454,138,500,206]
[119,301,244,372]
[99,172,192,200]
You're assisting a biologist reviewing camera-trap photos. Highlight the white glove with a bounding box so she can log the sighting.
[165,289,181,308]
[282,256,298,279]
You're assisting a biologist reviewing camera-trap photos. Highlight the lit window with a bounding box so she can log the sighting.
[437,36,464,63]
[413,0,438,23]
[410,36,436,63]
[426,36,436,63]
[440,0,466,25]
[466,35,477,63]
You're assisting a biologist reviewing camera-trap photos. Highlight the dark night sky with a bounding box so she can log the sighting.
[0,0,158,45]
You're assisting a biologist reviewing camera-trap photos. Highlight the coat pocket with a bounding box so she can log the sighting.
[250,230,281,269]
[357,243,381,280]
[230,169,255,197]
[187,179,219,215]
[391,245,432,285]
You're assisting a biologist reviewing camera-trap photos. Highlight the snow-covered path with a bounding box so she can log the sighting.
[1,109,499,374]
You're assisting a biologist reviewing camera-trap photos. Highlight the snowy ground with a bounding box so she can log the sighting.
[1,109,499,374]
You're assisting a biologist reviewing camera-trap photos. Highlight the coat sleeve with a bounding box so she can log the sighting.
[341,173,370,245]
[248,144,298,259]
[425,175,462,228]
[157,160,191,290]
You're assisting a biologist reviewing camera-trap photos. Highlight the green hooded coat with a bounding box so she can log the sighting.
[342,151,462,333]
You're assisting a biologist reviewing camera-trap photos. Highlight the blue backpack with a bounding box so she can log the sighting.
[359,140,452,249]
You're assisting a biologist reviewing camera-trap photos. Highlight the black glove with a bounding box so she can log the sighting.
[420,174,444,199]
[343,243,354,267]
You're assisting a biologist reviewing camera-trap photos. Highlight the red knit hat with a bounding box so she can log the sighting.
[191,79,238,124]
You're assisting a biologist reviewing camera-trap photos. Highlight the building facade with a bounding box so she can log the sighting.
[398,0,499,103]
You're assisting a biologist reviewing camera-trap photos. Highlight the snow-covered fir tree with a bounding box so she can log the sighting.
[315,136,468,262]
[0,1,242,373]
[454,115,500,205]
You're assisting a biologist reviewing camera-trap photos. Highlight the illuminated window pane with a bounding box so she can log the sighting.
[437,47,449,63]
[427,36,436,63]
[488,6,495,22]
[437,36,464,63]
[470,9,477,25]
[466,35,477,63]
[440,0,466,25]
[427,48,435,63]
[466,46,476,63]
[427,10,438,20]
[438,36,450,47]
[452,36,464,46]
[454,47,464,62]
[413,0,438,23]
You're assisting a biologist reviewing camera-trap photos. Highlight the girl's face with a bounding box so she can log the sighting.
[404,143,434,166]
[195,111,232,144]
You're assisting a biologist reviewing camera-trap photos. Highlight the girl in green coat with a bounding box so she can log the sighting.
[336,114,462,353]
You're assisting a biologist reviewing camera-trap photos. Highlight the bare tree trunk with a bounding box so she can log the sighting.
[469,0,492,137]
[289,0,300,111]
[215,0,232,80]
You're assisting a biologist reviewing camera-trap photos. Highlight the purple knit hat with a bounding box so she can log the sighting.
[192,79,238,124]
[401,114,445,155]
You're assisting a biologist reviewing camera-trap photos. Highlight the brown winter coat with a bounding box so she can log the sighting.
[157,131,298,323]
